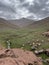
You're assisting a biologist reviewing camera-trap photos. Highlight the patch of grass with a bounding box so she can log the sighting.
[38,53,49,60]
[0,24,49,50]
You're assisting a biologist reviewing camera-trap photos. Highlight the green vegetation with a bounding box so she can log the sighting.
[0,24,49,50]
[38,53,49,60]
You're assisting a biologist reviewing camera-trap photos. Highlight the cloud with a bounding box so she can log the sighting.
[0,0,49,20]
[46,0,49,4]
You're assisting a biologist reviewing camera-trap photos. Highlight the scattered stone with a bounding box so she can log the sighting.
[45,49,49,56]
[47,38,49,42]
[32,42,35,45]
[6,40,11,49]
[34,45,38,48]
[41,40,44,43]
[30,46,36,51]
[22,44,25,47]
[29,43,32,46]
[46,59,49,63]
[36,39,39,42]
[27,41,30,44]
[34,49,45,55]
[37,43,41,46]
[42,31,49,37]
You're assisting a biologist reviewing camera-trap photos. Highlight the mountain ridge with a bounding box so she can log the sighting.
[28,17,49,28]
[0,17,49,29]
[0,18,18,29]
[9,18,35,27]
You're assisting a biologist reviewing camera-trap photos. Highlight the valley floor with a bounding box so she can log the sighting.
[0,26,49,50]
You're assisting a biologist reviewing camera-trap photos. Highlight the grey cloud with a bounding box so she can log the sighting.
[0,1,16,13]
[26,0,49,19]
[0,0,49,20]
[18,0,49,20]
[0,0,17,19]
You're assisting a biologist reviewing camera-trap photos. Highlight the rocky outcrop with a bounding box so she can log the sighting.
[0,48,43,65]
[42,31,49,37]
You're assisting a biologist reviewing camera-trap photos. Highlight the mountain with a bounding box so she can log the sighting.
[0,18,18,29]
[9,17,49,28]
[9,18,34,27]
[28,17,49,28]
[0,17,49,29]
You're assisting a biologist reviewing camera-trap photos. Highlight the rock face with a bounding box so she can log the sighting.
[0,48,43,65]
[42,31,49,37]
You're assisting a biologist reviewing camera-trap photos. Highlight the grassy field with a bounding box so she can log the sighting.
[0,24,49,50]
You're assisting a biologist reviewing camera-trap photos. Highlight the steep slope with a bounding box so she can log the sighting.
[0,18,18,29]
[0,17,49,29]
[9,18,34,27]
[28,17,49,28]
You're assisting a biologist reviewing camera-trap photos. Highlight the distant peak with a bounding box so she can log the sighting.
[22,17,26,19]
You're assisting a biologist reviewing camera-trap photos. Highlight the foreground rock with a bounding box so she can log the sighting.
[0,48,43,65]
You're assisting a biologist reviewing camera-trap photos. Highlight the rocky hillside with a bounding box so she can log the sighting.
[28,17,49,28]
[9,18,34,27]
[0,18,18,29]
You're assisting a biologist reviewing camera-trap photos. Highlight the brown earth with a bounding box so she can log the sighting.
[0,48,43,65]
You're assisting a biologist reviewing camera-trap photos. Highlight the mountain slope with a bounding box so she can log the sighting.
[28,17,49,29]
[9,18,34,27]
[0,17,49,29]
[0,18,18,29]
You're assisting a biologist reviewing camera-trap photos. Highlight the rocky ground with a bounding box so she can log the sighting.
[0,48,43,65]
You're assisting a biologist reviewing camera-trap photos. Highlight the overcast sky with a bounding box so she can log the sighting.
[0,0,49,20]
